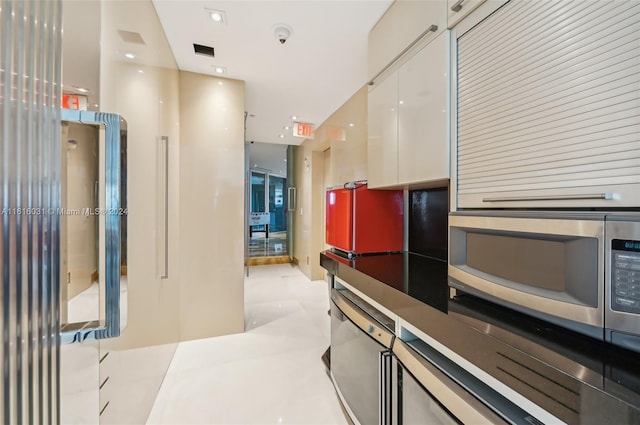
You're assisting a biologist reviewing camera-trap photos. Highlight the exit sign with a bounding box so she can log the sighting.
[293,122,314,139]
[62,94,88,110]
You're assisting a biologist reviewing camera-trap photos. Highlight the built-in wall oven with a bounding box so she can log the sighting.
[330,288,394,425]
[448,211,640,353]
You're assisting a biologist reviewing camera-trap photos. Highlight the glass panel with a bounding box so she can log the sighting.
[251,172,266,213]
[269,176,286,232]
[0,1,63,423]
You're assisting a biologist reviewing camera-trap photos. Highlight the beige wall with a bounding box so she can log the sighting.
[178,71,245,339]
[100,0,181,350]
[322,86,368,187]
[293,144,312,277]
[65,123,99,299]
[97,0,246,349]
[292,85,369,280]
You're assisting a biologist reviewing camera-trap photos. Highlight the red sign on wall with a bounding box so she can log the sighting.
[293,122,314,139]
[62,94,88,110]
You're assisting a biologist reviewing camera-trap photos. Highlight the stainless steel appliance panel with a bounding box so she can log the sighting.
[394,338,558,424]
[605,215,640,352]
[448,212,605,337]
[394,360,458,425]
[331,289,394,425]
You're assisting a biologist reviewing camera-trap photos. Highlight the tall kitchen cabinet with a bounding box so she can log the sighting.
[367,1,450,189]
[455,0,640,208]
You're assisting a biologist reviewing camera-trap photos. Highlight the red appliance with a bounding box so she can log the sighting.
[325,182,403,256]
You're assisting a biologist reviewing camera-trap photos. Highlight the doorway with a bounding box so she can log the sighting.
[247,142,290,263]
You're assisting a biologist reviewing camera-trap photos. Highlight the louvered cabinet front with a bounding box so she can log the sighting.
[456,0,640,209]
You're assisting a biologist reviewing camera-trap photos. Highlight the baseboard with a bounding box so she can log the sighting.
[246,256,291,266]
[91,270,99,283]
[292,257,299,266]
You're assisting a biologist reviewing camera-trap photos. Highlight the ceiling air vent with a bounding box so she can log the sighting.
[193,43,215,58]
[117,30,146,45]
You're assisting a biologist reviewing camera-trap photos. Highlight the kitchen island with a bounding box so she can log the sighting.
[321,250,640,425]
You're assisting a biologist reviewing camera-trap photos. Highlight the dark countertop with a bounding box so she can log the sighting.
[321,250,640,425]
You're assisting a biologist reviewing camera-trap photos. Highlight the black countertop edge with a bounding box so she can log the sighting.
[320,251,640,425]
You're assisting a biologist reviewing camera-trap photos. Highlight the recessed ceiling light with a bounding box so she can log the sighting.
[218,81,224,85]
[291,115,297,120]
[279,134,285,138]
[207,9,226,24]
[124,53,135,59]
[348,123,355,127]
[213,66,226,74]
[399,100,404,104]
[137,69,144,74]
[283,126,290,130]
[76,87,89,93]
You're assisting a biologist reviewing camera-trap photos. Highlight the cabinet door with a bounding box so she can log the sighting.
[369,0,447,80]
[398,31,450,185]
[456,0,640,208]
[447,0,487,28]
[367,71,399,188]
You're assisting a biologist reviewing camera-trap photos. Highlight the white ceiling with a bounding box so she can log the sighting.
[61,0,392,146]
[151,0,393,145]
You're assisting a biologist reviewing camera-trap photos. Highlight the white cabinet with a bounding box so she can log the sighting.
[368,31,450,189]
[398,32,449,185]
[369,0,447,80]
[367,71,398,188]
[447,0,486,28]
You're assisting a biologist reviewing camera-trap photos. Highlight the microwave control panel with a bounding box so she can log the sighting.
[611,239,640,314]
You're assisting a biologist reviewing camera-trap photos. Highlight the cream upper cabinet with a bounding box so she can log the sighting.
[367,71,399,188]
[368,0,447,81]
[398,31,449,185]
[447,0,487,28]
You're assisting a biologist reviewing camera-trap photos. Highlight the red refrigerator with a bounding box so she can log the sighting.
[325,183,403,256]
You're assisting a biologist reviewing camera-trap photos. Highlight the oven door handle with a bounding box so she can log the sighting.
[393,339,509,424]
[331,289,394,348]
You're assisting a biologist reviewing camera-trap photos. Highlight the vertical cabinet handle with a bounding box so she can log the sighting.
[60,109,126,343]
[287,187,296,212]
[451,0,465,12]
[158,136,169,279]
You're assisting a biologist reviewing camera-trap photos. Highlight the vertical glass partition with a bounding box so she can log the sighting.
[1,1,62,423]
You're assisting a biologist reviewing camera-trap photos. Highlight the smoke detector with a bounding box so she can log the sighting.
[272,24,293,44]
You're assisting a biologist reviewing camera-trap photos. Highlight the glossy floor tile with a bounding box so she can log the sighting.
[147,264,347,425]
[249,231,288,257]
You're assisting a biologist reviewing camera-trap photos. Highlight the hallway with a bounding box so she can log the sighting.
[146,264,346,424]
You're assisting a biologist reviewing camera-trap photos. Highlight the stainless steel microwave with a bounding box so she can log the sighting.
[448,211,640,353]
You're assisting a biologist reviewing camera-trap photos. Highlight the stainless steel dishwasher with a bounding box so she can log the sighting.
[330,288,395,425]
[393,338,549,425]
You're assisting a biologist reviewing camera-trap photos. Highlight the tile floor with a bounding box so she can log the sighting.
[146,264,347,424]
[248,231,289,257]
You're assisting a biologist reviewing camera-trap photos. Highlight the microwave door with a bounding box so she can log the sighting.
[448,213,605,339]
